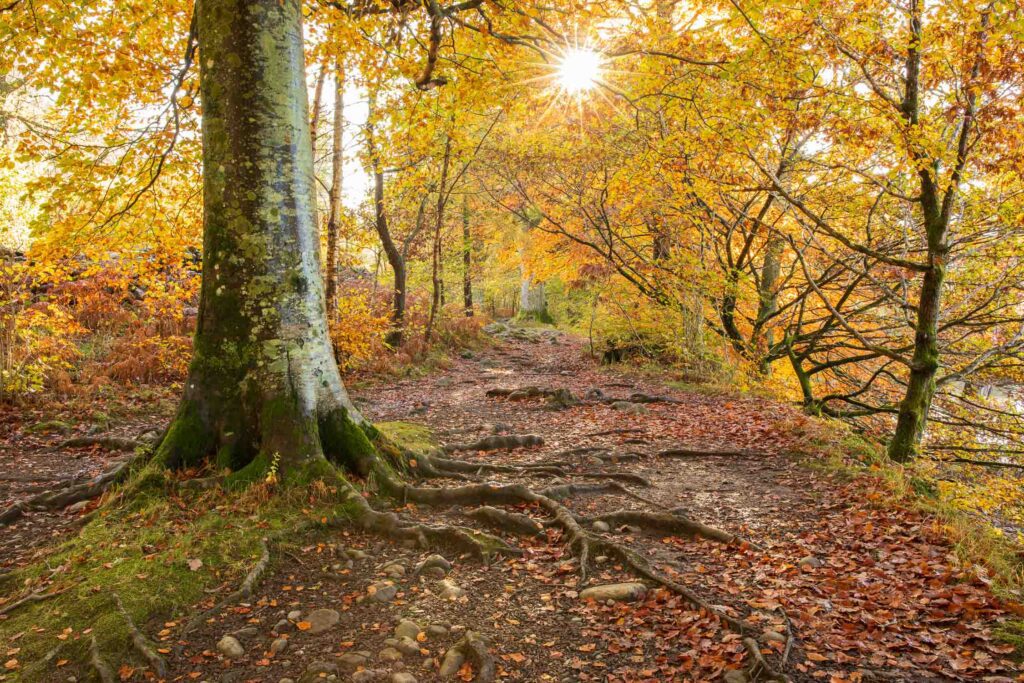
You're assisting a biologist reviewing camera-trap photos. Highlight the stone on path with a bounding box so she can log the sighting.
[592,520,610,532]
[378,646,403,662]
[369,581,398,603]
[304,608,339,634]
[579,582,647,603]
[438,647,465,678]
[798,555,823,570]
[394,618,422,640]
[392,674,417,683]
[337,652,367,672]
[298,660,338,683]
[270,637,288,655]
[216,635,244,659]
[438,579,465,600]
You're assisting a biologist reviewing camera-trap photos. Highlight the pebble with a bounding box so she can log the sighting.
[287,610,303,621]
[370,581,398,603]
[304,608,340,634]
[415,554,452,576]
[438,648,465,677]
[352,671,386,683]
[395,636,421,656]
[270,637,288,655]
[391,674,417,683]
[337,653,368,671]
[798,555,823,570]
[426,624,448,639]
[383,563,406,578]
[216,635,244,659]
[273,618,292,634]
[378,646,403,662]
[438,580,465,600]
[394,619,422,640]
[592,520,610,532]
[298,661,339,683]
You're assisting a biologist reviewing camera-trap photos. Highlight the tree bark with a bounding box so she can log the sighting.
[156,0,375,479]
[425,135,452,343]
[366,106,406,347]
[325,63,344,320]
[462,194,473,317]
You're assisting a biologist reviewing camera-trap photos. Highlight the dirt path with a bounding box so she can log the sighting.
[3,327,1020,682]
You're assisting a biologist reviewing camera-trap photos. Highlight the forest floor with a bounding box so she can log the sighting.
[1,325,1022,682]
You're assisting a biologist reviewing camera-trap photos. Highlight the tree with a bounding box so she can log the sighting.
[155,0,376,479]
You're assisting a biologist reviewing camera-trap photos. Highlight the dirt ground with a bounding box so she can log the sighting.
[1,328,1020,682]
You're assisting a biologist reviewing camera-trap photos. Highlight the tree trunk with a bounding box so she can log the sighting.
[156,0,376,480]
[425,136,452,343]
[462,194,473,317]
[325,63,344,320]
[366,110,406,347]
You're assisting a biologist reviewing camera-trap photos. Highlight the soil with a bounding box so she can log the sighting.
[1,328,1020,682]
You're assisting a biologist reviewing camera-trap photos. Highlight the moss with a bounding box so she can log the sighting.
[156,400,212,469]
[375,421,437,453]
[26,419,75,434]
[225,451,273,488]
[0,468,348,681]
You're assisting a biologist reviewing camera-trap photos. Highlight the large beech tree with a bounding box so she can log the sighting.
[156,0,376,478]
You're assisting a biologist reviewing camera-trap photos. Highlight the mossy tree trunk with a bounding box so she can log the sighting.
[156,0,377,480]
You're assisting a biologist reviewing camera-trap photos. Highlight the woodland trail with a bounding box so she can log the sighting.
[1,326,1021,682]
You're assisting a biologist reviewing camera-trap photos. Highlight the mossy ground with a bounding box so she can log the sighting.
[0,463,356,681]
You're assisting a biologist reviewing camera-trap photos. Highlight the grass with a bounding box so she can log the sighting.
[376,420,439,454]
[0,464,350,681]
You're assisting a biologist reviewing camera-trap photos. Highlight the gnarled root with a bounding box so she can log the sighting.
[378,473,789,681]
[53,436,146,452]
[579,509,754,548]
[657,447,757,459]
[0,454,144,528]
[444,434,545,452]
[445,632,496,682]
[89,635,116,683]
[466,506,544,537]
[113,592,167,677]
[183,537,273,634]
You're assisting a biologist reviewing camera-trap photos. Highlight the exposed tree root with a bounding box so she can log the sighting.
[183,538,273,634]
[375,468,789,681]
[0,455,141,528]
[583,427,645,437]
[466,506,544,537]
[444,434,545,452]
[113,591,167,677]
[89,635,116,683]
[571,471,651,486]
[0,585,68,617]
[53,436,146,452]
[578,509,755,548]
[657,447,758,459]
[428,453,649,487]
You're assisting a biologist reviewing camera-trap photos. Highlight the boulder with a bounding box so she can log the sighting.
[578,582,647,603]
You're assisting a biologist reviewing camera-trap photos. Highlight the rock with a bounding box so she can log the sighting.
[298,661,339,683]
[610,401,648,415]
[369,581,398,603]
[395,636,420,656]
[351,672,387,683]
[762,631,786,644]
[270,638,289,655]
[578,582,647,603]
[305,608,340,634]
[438,580,465,600]
[414,554,452,576]
[438,648,465,678]
[378,646,403,662]
[288,610,303,621]
[216,635,245,659]
[67,500,91,513]
[394,619,422,640]
[798,555,823,570]
[279,679,296,683]
[425,624,448,639]
[346,549,369,560]
[420,566,446,580]
[591,520,610,532]
[337,653,367,672]
[273,618,292,634]
[383,563,406,578]
[722,670,750,683]
[391,674,417,683]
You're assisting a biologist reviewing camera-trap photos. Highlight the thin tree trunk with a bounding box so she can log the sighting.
[309,63,327,154]
[325,63,344,319]
[425,135,452,343]
[366,102,406,348]
[157,0,373,478]
[462,194,473,317]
